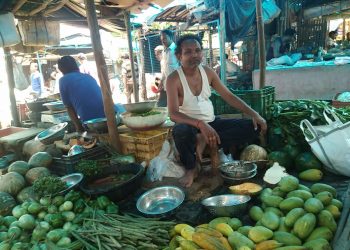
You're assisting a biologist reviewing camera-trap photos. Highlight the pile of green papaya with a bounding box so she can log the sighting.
[167,175,342,250]
[248,175,342,250]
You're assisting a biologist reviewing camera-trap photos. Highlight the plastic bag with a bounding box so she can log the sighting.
[13,61,30,90]
[146,140,185,182]
[262,0,281,24]
[300,109,350,176]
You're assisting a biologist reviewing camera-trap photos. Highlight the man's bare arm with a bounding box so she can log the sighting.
[205,66,267,133]
[66,106,84,132]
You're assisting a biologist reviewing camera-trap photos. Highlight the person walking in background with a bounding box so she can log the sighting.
[158,29,179,107]
[58,56,105,132]
[121,53,139,104]
[77,53,92,75]
[30,62,43,98]
[50,64,62,94]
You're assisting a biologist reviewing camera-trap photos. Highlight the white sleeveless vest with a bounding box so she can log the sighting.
[177,65,215,123]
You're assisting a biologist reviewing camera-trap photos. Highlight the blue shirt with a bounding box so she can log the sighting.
[31,72,42,95]
[59,72,105,122]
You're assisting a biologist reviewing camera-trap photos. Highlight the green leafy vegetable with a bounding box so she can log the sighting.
[33,176,67,196]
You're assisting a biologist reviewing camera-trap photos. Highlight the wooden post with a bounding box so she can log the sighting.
[219,0,227,85]
[124,10,139,103]
[84,0,122,153]
[137,30,147,101]
[256,0,266,89]
[4,47,20,127]
[208,27,213,68]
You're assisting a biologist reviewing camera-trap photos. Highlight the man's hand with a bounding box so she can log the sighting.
[252,114,267,134]
[198,121,221,148]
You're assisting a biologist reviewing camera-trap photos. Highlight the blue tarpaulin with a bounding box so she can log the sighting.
[204,0,280,44]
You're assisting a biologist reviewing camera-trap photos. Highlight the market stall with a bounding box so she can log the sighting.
[252,61,350,100]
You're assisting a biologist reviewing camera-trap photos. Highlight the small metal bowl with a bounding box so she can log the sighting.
[43,101,65,111]
[67,145,85,156]
[84,116,121,134]
[220,161,257,178]
[123,101,157,114]
[221,170,257,185]
[35,122,68,145]
[59,173,84,194]
[201,194,251,217]
[136,186,185,216]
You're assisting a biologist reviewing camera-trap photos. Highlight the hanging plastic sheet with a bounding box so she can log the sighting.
[204,0,280,44]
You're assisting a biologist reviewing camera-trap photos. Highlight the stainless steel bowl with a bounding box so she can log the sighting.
[35,122,68,145]
[136,186,185,216]
[201,194,251,217]
[121,107,167,131]
[67,145,85,156]
[123,101,157,114]
[221,171,257,185]
[43,101,65,111]
[220,161,257,178]
[84,116,121,134]
[59,173,84,194]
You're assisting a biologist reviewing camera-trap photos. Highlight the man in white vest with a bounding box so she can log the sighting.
[167,34,267,187]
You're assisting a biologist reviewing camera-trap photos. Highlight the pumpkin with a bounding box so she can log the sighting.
[0,192,17,216]
[28,152,53,168]
[16,186,40,203]
[0,172,26,196]
[25,167,51,185]
[8,161,30,176]
[240,144,267,161]
[229,182,263,196]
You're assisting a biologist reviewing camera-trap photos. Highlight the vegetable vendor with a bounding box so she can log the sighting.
[57,56,105,132]
[167,34,267,188]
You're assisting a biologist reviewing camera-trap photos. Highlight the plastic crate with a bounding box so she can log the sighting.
[51,146,110,176]
[210,86,275,118]
[119,129,169,163]
[332,93,350,109]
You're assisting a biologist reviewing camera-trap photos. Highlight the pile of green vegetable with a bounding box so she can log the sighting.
[73,213,175,249]
[33,176,67,196]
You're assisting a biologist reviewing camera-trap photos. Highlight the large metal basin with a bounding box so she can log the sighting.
[123,101,157,114]
[136,186,185,216]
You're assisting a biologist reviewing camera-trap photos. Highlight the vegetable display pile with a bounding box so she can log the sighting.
[73,213,175,250]
[33,176,67,196]
[131,110,161,117]
[75,160,102,177]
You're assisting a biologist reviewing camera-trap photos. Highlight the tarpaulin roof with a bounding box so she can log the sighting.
[0,0,174,32]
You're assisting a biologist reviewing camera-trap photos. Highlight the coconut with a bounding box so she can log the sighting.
[240,144,267,161]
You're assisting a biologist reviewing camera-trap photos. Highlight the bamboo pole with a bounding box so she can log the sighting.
[84,0,121,153]
[208,27,213,68]
[4,47,20,127]
[124,10,139,103]
[256,0,266,89]
[219,0,227,85]
[137,30,147,101]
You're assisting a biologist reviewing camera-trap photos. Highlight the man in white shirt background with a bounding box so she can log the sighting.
[158,29,179,107]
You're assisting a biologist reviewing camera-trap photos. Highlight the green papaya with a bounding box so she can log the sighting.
[286,190,313,201]
[317,210,337,233]
[303,238,331,250]
[285,208,306,227]
[310,183,336,197]
[279,197,304,212]
[304,198,324,214]
[293,213,316,239]
[273,231,302,246]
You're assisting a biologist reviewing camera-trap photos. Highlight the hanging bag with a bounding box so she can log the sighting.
[300,109,350,176]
